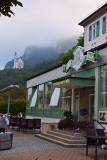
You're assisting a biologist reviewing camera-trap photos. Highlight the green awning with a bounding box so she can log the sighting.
[53,77,95,89]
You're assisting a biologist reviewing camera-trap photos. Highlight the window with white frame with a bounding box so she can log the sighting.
[89,20,100,41]
[92,23,97,39]
[102,15,107,34]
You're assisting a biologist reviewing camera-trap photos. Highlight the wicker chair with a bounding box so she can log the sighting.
[20,118,27,132]
[16,118,22,131]
[96,129,107,145]
[10,117,17,129]
[86,128,96,156]
[26,119,34,132]
[33,118,41,131]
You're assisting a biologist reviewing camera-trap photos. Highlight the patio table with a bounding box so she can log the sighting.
[85,135,107,156]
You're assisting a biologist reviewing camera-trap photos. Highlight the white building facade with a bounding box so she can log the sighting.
[26,2,107,130]
[13,53,24,69]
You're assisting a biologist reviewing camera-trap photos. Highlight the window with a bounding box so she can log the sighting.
[50,88,60,106]
[101,65,107,107]
[44,82,51,108]
[89,20,100,41]
[61,88,71,108]
[30,89,37,107]
[102,15,107,34]
[93,23,97,39]
[38,84,44,108]
[27,88,32,101]
[27,87,32,107]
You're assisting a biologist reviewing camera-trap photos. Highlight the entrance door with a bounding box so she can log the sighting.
[80,90,89,121]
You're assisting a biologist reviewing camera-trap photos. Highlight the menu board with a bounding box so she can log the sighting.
[99,111,107,122]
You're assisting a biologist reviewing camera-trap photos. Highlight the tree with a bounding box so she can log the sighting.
[61,34,84,62]
[0,99,26,116]
[0,0,23,17]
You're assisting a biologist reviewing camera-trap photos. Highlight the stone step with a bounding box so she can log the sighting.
[52,130,83,136]
[47,131,85,140]
[35,134,86,148]
[41,132,86,144]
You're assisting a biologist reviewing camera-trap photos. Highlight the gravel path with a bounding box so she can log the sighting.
[0,129,63,155]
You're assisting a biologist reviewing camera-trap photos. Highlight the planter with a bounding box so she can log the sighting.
[81,129,86,134]
[64,127,71,130]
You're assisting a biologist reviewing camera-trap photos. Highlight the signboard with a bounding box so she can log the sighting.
[99,111,107,122]
[62,46,100,72]
[53,79,70,87]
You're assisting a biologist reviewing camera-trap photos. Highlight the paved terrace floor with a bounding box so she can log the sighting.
[0,129,106,160]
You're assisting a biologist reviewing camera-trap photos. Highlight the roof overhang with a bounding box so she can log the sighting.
[53,77,95,89]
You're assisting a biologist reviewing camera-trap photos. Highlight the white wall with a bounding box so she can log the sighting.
[26,115,60,123]
[84,13,107,52]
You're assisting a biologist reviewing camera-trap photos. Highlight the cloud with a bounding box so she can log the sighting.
[0,0,106,68]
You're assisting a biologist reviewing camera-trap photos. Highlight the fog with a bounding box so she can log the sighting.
[0,0,106,69]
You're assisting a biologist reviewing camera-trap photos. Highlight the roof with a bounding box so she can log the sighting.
[79,1,107,26]
[27,61,66,81]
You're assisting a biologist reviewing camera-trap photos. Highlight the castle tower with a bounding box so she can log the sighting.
[13,52,24,69]
[13,52,17,68]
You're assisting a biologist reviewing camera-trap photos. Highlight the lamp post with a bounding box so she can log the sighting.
[0,85,19,119]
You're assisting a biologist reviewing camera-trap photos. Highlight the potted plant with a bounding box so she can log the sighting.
[63,110,74,130]
[63,110,74,120]
[75,120,94,134]
[58,119,64,129]
[63,118,74,130]
[80,106,88,120]
[58,110,74,130]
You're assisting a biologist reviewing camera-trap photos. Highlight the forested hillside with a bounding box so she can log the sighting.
[0,57,60,91]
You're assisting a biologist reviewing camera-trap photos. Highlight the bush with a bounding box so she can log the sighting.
[58,119,64,129]
[63,110,73,120]
[0,98,26,116]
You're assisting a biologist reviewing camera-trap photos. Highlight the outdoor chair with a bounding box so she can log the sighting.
[10,117,17,129]
[33,118,41,131]
[26,119,34,132]
[16,118,22,131]
[20,118,27,132]
[86,128,96,156]
[96,128,107,145]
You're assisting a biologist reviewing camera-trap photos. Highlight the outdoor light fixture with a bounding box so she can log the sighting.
[0,85,19,94]
[0,85,19,119]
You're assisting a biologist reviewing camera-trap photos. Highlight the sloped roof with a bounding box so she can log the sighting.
[79,2,107,26]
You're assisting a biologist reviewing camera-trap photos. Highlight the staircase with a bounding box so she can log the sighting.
[35,130,86,147]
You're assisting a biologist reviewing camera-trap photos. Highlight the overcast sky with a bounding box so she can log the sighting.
[0,0,106,69]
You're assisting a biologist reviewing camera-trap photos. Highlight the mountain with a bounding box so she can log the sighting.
[22,46,59,68]
[5,37,77,69]
[56,37,77,53]
[5,60,14,69]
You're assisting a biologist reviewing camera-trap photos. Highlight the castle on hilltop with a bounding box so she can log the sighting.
[13,52,24,69]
